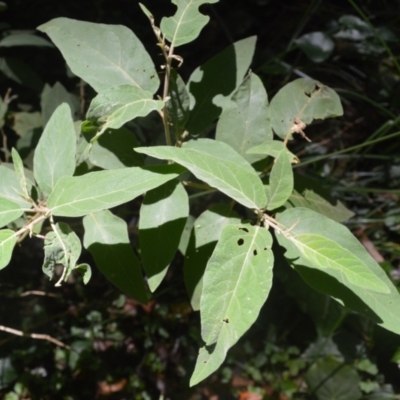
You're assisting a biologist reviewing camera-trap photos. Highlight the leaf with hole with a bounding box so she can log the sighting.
[191,223,273,384]
[184,204,240,310]
[276,208,400,335]
[136,139,266,209]
[38,17,159,93]
[83,210,148,304]
[160,0,219,47]
[216,72,272,164]
[42,222,81,284]
[139,179,188,292]
[270,78,343,141]
[47,164,185,217]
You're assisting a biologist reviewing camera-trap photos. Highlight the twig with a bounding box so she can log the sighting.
[20,290,60,298]
[0,324,70,349]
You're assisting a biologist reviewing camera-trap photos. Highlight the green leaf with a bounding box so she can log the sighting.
[83,210,148,304]
[247,140,298,162]
[305,357,362,400]
[184,205,240,310]
[86,85,163,137]
[216,72,273,164]
[0,33,53,47]
[0,98,7,129]
[75,263,92,285]
[191,224,273,384]
[88,127,144,170]
[0,229,17,269]
[136,139,266,209]
[37,17,159,94]
[33,103,76,197]
[270,78,343,141]
[295,32,335,63]
[0,165,32,209]
[160,0,219,47]
[286,173,354,222]
[11,148,30,200]
[47,164,185,217]
[186,36,257,135]
[264,146,294,210]
[139,180,188,292]
[42,222,81,284]
[168,69,190,139]
[0,197,23,228]
[41,82,78,126]
[276,208,400,335]
[12,112,42,137]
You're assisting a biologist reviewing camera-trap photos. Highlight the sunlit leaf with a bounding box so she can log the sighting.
[83,210,148,303]
[160,0,219,47]
[216,72,272,164]
[47,164,185,217]
[0,165,32,209]
[0,229,17,269]
[136,139,266,209]
[276,208,400,335]
[0,197,23,228]
[38,17,159,93]
[191,223,273,384]
[33,103,76,197]
[270,78,343,141]
[184,205,240,310]
[86,85,163,137]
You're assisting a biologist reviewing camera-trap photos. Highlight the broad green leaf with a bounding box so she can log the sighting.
[288,233,389,293]
[168,70,190,139]
[47,164,185,217]
[88,127,144,170]
[192,224,273,383]
[41,82,78,126]
[83,210,148,303]
[0,229,17,269]
[0,165,32,208]
[160,0,219,47]
[139,180,188,292]
[0,33,53,47]
[38,17,159,94]
[11,148,30,200]
[33,103,76,197]
[247,140,298,162]
[295,32,335,63]
[86,85,163,137]
[0,197,23,228]
[305,357,362,400]
[184,205,240,310]
[276,208,400,335]
[270,78,343,141]
[216,72,272,164]
[136,139,267,209]
[42,222,81,284]
[265,147,294,210]
[186,36,257,135]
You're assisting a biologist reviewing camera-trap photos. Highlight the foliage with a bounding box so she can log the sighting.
[1,0,400,398]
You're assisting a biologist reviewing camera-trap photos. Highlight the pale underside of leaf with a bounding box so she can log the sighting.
[0,229,18,269]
